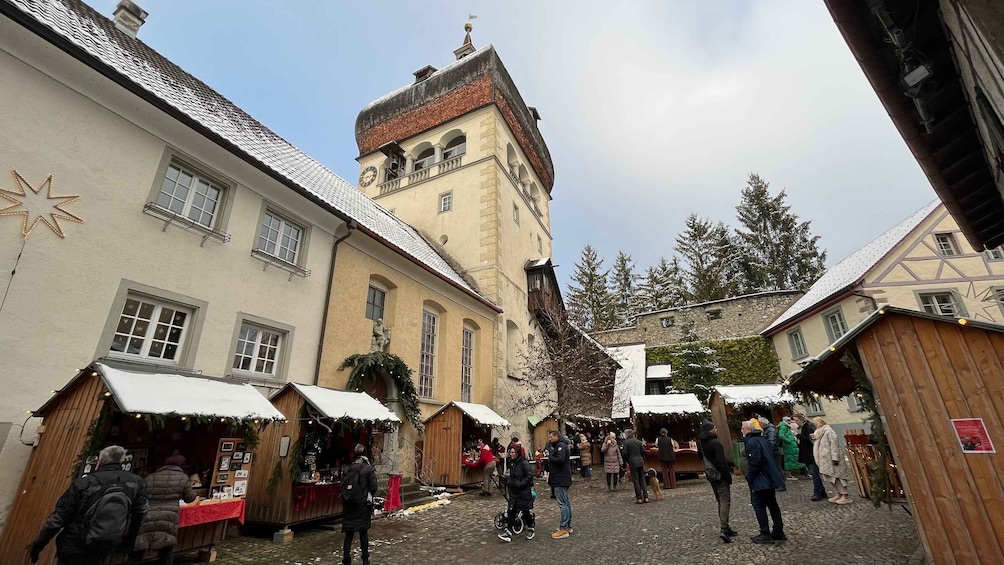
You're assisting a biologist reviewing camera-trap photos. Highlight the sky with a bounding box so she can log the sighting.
[98,0,936,290]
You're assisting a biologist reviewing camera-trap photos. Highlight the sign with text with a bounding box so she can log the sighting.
[951,418,995,454]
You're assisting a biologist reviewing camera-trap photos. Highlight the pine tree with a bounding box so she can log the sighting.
[636,257,688,312]
[609,251,639,327]
[735,173,827,292]
[566,244,615,331]
[675,215,740,303]
[670,342,724,404]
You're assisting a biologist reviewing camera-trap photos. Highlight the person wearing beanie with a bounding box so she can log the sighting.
[742,420,786,544]
[127,454,197,564]
[698,421,736,543]
[342,444,377,565]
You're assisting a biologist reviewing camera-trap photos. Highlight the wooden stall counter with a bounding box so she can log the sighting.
[643,444,704,474]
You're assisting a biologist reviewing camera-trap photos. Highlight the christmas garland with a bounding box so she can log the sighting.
[841,352,893,509]
[340,351,422,430]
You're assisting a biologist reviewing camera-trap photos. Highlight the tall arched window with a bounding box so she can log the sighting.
[443,135,466,160]
[413,147,436,171]
[460,321,477,402]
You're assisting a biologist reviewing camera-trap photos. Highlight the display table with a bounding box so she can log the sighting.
[292,483,341,513]
[179,499,245,527]
[113,499,245,563]
[642,446,704,475]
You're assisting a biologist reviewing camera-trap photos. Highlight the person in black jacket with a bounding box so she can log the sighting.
[742,420,785,544]
[794,414,827,501]
[30,445,150,565]
[698,421,737,543]
[341,444,378,565]
[546,431,572,538]
[498,445,535,542]
[655,428,677,489]
[622,429,647,504]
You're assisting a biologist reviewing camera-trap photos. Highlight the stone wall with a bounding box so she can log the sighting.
[592,291,803,347]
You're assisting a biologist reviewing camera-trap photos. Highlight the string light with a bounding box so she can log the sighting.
[135,414,142,419]
[103,392,111,397]
[958,318,968,326]
[180,416,187,421]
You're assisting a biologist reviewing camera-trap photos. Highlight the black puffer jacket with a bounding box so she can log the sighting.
[133,465,197,551]
[341,457,377,533]
[698,430,733,485]
[546,437,572,488]
[796,420,817,465]
[506,453,535,509]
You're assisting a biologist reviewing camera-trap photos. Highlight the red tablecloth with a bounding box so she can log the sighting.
[178,499,245,527]
[292,483,340,513]
[384,473,402,512]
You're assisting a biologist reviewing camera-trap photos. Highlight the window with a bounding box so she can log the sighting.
[847,393,865,413]
[439,192,453,213]
[156,163,224,228]
[787,328,808,359]
[513,203,520,226]
[365,286,386,321]
[706,309,722,320]
[987,246,1004,260]
[803,393,825,416]
[413,147,435,171]
[258,211,303,265]
[232,323,282,376]
[660,316,675,328]
[919,292,965,317]
[823,308,848,343]
[537,235,542,254]
[110,296,190,362]
[419,311,437,398]
[935,233,958,256]
[461,327,474,403]
[443,135,466,160]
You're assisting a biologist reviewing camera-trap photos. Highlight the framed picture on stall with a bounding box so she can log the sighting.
[218,456,231,471]
[236,442,247,451]
[221,441,235,452]
[235,469,249,479]
[232,451,244,462]
[217,473,229,483]
[243,452,253,464]
[232,480,247,497]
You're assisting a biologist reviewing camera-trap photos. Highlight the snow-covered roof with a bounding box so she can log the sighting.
[6,0,493,310]
[426,401,510,428]
[608,344,646,419]
[288,384,400,423]
[763,200,942,334]
[630,394,705,416]
[95,363,285,421]
[646,364,672,380]
[712,385,797,407]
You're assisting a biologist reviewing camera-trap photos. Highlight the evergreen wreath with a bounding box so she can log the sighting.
[841,352,893,509]
[340,351,422,431]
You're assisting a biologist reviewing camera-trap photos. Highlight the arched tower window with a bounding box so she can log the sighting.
[413,147,436,171]
[443,135,466,160]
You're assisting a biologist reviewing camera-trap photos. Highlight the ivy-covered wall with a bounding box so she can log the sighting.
[647,336,781,385]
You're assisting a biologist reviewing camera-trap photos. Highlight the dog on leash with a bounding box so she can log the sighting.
[645,468,665,500]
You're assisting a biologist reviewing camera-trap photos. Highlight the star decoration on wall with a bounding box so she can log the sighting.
[0,171,84,239]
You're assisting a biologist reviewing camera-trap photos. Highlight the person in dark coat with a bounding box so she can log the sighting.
[498,445,536,542]
[342,444,377,565]
[794,413,827,500]
[758,416,785,491]
[655,428,677,489]
[742,420,785,544]
[30,445,150,565]
[697,421,737,543]
[546,431,573,538]
[622,429,647,504]
[127,454,198,565]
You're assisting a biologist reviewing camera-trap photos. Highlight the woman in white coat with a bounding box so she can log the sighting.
[811,417,853,504]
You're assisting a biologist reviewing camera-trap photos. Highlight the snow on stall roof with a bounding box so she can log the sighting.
[646,365,672,380]
[763,200,942,334]
[290,384,400,423]
[608,344,646,419]
[713,385,797,406]
[445,402,510,427]
[7,0,485,304]
[97,363,285,421]
[631,393,705,416]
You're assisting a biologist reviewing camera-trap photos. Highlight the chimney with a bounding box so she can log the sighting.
[413,65,438,84]
[528,107,542,122]
[113,0,148,38]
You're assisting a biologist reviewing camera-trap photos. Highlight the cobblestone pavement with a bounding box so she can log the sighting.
[181,475,920,565]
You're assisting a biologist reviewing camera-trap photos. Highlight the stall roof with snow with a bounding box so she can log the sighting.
[630,393,705,416]
[425,401,510,428]
[646,364,672,380]
[283,383,400,423]
[711,385,797,407]
[37,362,285,422]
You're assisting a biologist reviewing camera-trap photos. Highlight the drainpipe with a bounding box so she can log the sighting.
[313,219,358,385]
[851,291,878,314]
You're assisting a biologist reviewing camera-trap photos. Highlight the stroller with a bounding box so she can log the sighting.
[490,473,535,534]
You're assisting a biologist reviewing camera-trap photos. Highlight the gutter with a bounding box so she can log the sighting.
[1,2,500,314]
[313,220,357,385]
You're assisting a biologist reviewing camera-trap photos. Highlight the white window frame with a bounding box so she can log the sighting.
[986,246,1004,260]
[787,328,808,360]
[109,295,192,363]
[934,233,959,256]
[803,393,825,416]
[443,136,466,160]
[155,162,226,228]
[419,310,438,398]
[847,393,865,413]
[823,308,849,343]
[461,327,474,403]
[257,210,304,265]
[439,191,453,214]
[918,291,966,317]
[232,323,283,377]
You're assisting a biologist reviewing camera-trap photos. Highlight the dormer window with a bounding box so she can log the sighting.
[443,135,466,160]
[413,147,436,171]
[413,65,438,83]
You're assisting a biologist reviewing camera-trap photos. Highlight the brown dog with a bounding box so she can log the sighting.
[645,468,665,500]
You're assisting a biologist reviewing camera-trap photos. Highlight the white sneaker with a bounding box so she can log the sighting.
[498,529,512,542]
[526,528,535,540]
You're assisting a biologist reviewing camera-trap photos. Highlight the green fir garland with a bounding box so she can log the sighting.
[339,351,422,430]
[841,352,893,509]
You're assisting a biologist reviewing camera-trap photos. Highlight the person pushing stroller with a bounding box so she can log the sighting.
[498,445,535,542]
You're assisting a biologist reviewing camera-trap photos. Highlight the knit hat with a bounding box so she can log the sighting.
[165,454,186,467]
[748,418,762,431]
[700,420,715,433]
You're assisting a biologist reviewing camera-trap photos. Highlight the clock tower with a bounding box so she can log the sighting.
[353,25,555,434]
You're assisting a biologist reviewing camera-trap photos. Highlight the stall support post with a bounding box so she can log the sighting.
[273,527,294,544]
[197,547,218,562]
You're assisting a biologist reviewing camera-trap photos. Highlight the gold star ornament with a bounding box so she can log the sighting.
[0,171,84,239]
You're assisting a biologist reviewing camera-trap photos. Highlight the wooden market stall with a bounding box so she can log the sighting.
[245,384,400,537]
[630,394,707,475]
[0,361,285,565]
[790,307,1004,565]
[530,415,560,453]
[568,414,614,466]
[423,401,510,486]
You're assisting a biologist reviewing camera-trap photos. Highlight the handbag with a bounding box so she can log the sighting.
[702,455,722,482]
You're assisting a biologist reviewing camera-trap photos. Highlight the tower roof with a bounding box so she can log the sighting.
[355,44,555,192]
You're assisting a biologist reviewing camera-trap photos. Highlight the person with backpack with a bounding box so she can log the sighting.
[697,420,737,544]
[30,445,149,565]
[127,454,198,565]
[341,444,377,565]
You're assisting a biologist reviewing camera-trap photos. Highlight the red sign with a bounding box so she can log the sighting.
[951,418,995,454]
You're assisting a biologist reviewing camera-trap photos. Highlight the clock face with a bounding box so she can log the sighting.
[359,166,378,187]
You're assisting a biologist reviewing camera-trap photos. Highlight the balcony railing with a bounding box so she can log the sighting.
[374,154,464,196]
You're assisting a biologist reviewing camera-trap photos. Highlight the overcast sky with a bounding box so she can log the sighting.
[106,0,936,289]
